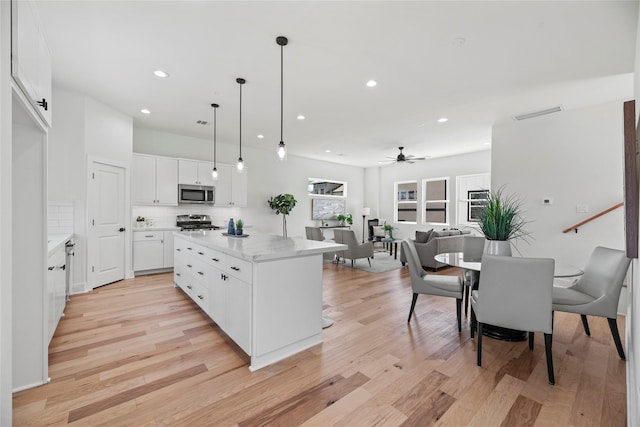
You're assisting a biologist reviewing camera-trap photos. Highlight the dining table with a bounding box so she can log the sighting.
[434,252,584,341]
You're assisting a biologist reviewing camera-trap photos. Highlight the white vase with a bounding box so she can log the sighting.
[484,239,512,256]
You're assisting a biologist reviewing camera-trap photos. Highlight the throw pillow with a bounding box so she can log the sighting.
[373,226,386,237]
[415,229,433,244]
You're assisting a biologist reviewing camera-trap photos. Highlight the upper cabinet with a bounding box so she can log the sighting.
[132,154,178,206]
[11,0,52,127]
[178,160,216,186]
[215,165,247,208]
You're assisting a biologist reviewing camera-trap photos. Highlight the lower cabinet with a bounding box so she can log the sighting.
[46,246,66,343]
[134,230,175,273]
[174,238,252,354]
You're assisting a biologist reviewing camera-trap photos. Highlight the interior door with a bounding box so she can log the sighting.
[88,161,126,287]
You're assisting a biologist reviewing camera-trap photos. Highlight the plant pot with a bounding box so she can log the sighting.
[235,229,243,236]
[484,239,512,256]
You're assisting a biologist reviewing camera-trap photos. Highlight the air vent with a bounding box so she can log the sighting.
[196,120,210,126]
[514,106,562,121]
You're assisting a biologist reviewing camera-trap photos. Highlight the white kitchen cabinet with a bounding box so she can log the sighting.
[11,0,52,127]
[46,245,66,343]
[214,164,248,208]
[133,230,175,273]
[178,159,215,186]
[132,154,178,206]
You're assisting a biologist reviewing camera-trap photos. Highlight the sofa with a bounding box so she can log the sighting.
[400,229,472,270]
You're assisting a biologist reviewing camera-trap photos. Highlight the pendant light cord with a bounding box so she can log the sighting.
[280,43,284,142]
[239,82,242,157]
[213,106,217,167]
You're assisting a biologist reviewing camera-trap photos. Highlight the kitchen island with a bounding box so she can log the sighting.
[173,230,346,371]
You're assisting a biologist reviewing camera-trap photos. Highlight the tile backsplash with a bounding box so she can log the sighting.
[132,205,242,228]
[48,201,74,234]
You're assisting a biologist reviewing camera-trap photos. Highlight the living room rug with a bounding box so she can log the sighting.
[326,251,405,273]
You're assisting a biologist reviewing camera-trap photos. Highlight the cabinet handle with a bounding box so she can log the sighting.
[176,248,181,252]
[186,285,192,290]
[37,98,48,111]
[197,295,204,300]
[187,247,193,251]
[145,235,154,238]
[197,271,204,276]
[48,266,55,271]
[176,273,181,277]
[221,273,227,280]
[198,251,204,255]
[211,258,219,262]
[230,266,240,271]
[186,264,192,268]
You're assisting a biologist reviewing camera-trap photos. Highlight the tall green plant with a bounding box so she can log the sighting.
[479,188,528,241]
[268,193,297,236]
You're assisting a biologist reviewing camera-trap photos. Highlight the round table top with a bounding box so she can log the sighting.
[434,252,584,278]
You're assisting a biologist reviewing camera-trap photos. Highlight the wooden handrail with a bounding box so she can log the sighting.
[562,202,624,233]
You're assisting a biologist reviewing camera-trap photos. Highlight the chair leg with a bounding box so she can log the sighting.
[464,286,469,317]
[607,317,626,360]
[456,298,462,333]
[351,259,354,268]
[477,322,483,366]
[580,314,591,336]
[407,293,418,323]
[544,333,555,385]
[470,307,476,339]
[367,257,371,267]
[529,332,534,351]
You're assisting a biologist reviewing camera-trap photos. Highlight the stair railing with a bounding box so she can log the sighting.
[562,202,624,233]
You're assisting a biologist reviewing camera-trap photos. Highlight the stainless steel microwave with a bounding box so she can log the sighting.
[178,184,215,205]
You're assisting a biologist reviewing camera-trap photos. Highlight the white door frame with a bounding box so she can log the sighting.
[86,155,132,290]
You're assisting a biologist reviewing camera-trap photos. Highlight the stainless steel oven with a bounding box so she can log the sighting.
[178,184,215,205]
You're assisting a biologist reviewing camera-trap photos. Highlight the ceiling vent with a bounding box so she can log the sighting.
[196,120,210,126]
[514,106,562,121]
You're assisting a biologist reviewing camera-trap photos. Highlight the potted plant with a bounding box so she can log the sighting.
[383,223,394,239]
[235,219,244,235]
[268,193,297,236]
[479,188,528,256]
[136,216,146,228]
[336,213,353,226]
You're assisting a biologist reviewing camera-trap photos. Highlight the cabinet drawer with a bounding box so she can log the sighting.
[134,231,163,241]
[192,282,209,313]
[225,256,252,283]
[200,246,225,268]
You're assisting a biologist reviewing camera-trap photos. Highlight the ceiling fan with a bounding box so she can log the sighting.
[381,146,428,164]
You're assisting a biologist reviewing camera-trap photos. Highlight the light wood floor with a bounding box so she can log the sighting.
[14,264,627,426]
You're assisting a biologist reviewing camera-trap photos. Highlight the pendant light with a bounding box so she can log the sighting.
[210,103,219,180]
[236,77,245,173]
[276,36,288,161]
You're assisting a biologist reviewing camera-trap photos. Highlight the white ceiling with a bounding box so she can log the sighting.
[35,1,638,168]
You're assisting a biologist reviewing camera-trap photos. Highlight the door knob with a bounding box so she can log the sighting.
[118,227,126,232]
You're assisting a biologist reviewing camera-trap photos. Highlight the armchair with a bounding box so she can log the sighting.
[334,229,374,268]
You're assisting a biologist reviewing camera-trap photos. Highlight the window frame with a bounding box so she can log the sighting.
[422,177,450,226]
[394,180,418,224]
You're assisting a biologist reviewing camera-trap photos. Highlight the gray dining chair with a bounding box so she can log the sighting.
[333,229,373,267]
[402,239,463,332]
[305,226,325,241]
[462,235,485,317]
[552,246,630,360]
[471,254,556,384]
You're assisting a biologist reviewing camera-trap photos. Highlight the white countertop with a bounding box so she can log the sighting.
[48,233,73,254]
[175,230,346,262]
[133,226,181,232]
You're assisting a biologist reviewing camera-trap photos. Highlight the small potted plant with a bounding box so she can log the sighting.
[337,213,353,226]
[479,187,528,256]
[235,219,244,236]
[383,223,394,239]
[136,216,146,228]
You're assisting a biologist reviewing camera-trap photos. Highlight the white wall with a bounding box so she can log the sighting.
[365,150,491,240]
[133,127,367,241]
[48,87,133,291]
[0,1,12,422]
[628,5,640,425]
[492,101,626,268]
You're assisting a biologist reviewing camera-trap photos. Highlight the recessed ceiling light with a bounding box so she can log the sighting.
[483,142,491,146]
[257,134,264,139]
[366,80,377,87]
[153,70,169,78]
[141,108,151,114]
[325,149,331,153]
[437,117,448,123]
[297,115,305,120]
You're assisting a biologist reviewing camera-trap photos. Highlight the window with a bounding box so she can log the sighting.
[423,178,449,225]
[307,178,346,198]
[467,189,490,222]
[394,181,417,223]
